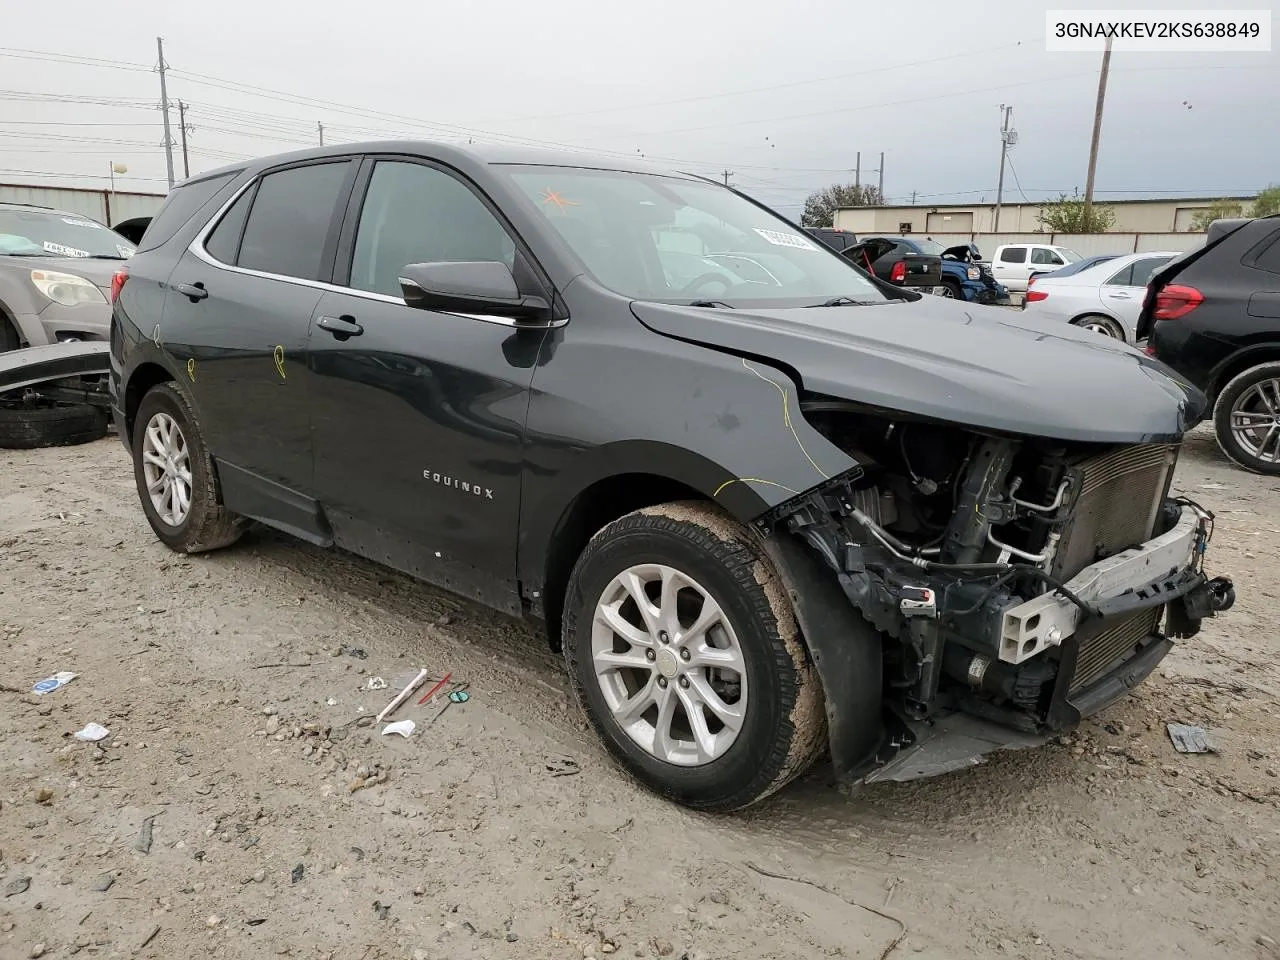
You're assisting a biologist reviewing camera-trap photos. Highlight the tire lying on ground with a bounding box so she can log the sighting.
[0,403,108,449]
[562,501,827,812]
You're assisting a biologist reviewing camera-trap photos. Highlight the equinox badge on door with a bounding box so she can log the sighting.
[423,469,494,500]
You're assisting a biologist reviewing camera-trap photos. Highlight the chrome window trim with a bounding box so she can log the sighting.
[188,174,567,329]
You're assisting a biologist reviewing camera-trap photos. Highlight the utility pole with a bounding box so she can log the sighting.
[177,100,190,179]
[721,169,733,186]
[156,37,175,188]
[993,105,1015,231]
[318,122,325,146]
[911,190,917,205]
[877,151,884,199]
[1082,36,1113,226]
[855,151,860,189]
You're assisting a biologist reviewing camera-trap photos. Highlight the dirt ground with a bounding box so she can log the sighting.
[2,426,1278,960]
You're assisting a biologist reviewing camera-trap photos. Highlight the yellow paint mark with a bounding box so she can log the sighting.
[186,358,196,382]
[741,358,829,480]
[713,477,801,498]
[273,345,287,381]
[151,324,162,348]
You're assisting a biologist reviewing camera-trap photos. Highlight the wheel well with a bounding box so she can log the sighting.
[1209,346,1280,406]
[540,473,709,651]
[0,301,24,348]
[1070,312,1126,339]
[124,362,174,442]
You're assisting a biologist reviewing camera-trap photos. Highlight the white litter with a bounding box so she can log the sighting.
[381,720,416,738]
[366,677,388,691]
[72,723,110,742]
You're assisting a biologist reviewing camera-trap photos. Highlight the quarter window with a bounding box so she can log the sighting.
[349,161,515,298]
[204,186,254,264]
[999,246,1027,264]
[236,161,351,280]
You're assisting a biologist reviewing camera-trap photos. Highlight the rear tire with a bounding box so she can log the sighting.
[1071,314,1126,341]
[562,501,826,812]
[0,403,107,449]
[1212,362,1280,476]
[131,382,248,553]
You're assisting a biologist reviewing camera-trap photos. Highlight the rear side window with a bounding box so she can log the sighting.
[1253,233,1280,274]
[999,247,1026,264]
[1105,262,1136,286]
[136,172,239,253]
[1030,248,1062,266]
[237,162,352,281]
[204,186,254,264]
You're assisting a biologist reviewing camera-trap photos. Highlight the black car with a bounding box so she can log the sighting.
[803,226,860,255]
[109,142,1232,811]
[1141,215,1280,474]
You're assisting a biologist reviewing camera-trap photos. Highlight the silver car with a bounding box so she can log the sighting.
[0,202,136,352]
[1020,250,1181,342]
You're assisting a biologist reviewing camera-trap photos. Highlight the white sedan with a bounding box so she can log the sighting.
[1021,251,1180,342]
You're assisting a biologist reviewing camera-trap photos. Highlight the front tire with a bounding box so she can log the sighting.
[562,502,826,811]
[938,281,962,299]
[131,382,248,552]
[1213,362,1280,475]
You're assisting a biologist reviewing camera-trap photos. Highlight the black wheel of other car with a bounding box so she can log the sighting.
[132,382,249,553]
[1213,362,1280,476]
[0,315,21,353]
[1071,314,1125,341]
[938,281,962,299]
[562,501,826,812]
[0,403,107,449]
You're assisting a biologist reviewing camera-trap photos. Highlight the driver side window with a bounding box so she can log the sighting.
[349,160,515,298]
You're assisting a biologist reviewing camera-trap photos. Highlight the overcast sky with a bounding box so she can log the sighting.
[1,0,1276,217]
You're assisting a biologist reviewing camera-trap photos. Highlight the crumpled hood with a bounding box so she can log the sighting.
[631,298,1205,444]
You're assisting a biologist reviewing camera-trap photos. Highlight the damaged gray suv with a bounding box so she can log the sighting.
[110,142,1234,810]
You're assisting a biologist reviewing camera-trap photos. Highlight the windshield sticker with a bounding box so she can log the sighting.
[540,188,578,216]
[42,240,91,258]
[116,244,136,258]
[753,228,818,251]
[61,217,103,229]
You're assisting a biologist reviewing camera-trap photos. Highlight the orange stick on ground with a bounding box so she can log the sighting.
[416,672,453,706]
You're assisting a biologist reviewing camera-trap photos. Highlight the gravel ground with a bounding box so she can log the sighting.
[1,427,1278,960]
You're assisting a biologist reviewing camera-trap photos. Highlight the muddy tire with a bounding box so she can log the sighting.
[562,501,826,812]
[131,382,248,553]
[0,403,108,449]
[1212,361,1280,476]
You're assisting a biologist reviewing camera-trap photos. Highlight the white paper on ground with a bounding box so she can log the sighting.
[381,720,416,738]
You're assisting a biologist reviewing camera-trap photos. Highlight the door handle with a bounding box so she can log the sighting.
[176,281,208,302]
[317,314,364,339]
[1107,291,1132,299]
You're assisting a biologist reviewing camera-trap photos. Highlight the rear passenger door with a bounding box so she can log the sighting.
[993,245,1028,288]
[305,156,552,612]
[166,158,357,515]
[1100,256,1172,335]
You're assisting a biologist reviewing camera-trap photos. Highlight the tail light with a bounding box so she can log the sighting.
[1144,344,1156,356]
[1153,283,1202,321]
[889,261,907,283]
[1025,289,1048,302]
[110,269,128,304]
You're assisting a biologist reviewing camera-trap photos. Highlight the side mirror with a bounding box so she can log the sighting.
[398,261,552,322]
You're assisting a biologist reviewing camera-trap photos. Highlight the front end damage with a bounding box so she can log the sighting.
[763,403,1235,784]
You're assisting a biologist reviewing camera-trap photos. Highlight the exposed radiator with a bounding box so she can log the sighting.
[1071,607,1163,694]
[1051,443,1180,582]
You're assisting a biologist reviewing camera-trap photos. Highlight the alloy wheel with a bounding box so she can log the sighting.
[141,411,192,526]
[1078,318,1121,338]
[591,563,747,766]
[1229,378,1280,464]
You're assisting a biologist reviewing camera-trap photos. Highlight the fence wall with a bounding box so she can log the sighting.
[0,183,166,227]
[828,219,1209,258]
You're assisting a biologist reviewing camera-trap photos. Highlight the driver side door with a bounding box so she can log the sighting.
[305,156,553,614]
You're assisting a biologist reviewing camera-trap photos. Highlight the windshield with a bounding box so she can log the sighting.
[504,166,887,307]
[1054,247,1082,263]
[0,208,136,259]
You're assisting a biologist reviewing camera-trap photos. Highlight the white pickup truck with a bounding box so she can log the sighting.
[991,243,1082,292]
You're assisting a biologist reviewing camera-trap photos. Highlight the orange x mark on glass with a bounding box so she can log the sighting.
[541,188,578,215]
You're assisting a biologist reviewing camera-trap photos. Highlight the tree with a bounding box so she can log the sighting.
[1253,184,1280,218]
[1189,200,1248,231]
[1036,195,1117,233]
[800,183,885,228]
